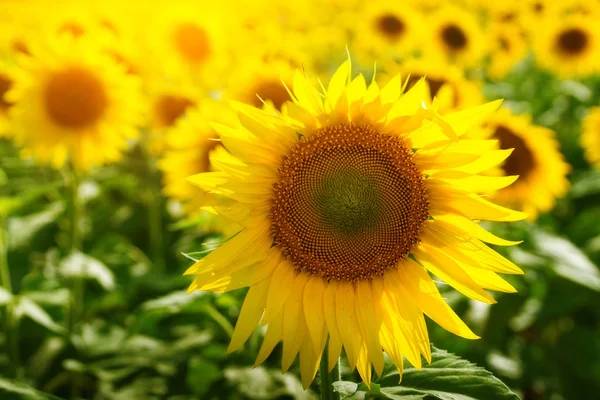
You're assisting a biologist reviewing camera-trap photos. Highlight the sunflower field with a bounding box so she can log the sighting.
[1,0,600,399]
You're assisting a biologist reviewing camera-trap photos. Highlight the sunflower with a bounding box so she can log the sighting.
[581,106,600,169]
[225,60,296,112]
[425,5,487,67]
[381,57,483,113]
[486,23,528,80]
[185,61,525,388]
[158,102,230,217]
[143,2,229,83]
[144,73,203,154]
[7,34,142,171]
[480,108,570,219]
[352,2,425,59]
[533,14,600,78]
[0,62,15,137]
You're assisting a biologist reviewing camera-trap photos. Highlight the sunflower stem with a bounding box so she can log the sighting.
[67,166,84,331]
[66,166,83,400]
[142,142,165,271]
[0,212,24,380]
[320,344,341,400]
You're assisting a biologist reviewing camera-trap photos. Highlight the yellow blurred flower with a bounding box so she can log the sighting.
[382,58,483,113]
[486,23,528,80]
[7,35,143,171]
[352,2,425,59]
[533,14,600,78]
[225,60,296,112]
[425,5,488,68]
[0,62,15,137]
[158,102,234,221]
[582,106,600,169]
[482,108,570,219]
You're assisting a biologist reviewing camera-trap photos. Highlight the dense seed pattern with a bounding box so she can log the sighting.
[271,123,429,282]
[495,125,535,179]
[44,67,107,129]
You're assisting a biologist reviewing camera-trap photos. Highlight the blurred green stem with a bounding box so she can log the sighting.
[0,213,23,379]
[68,167,84,332]
[320,344,341,400]
[204,303,234,338]
[143,143,165,270]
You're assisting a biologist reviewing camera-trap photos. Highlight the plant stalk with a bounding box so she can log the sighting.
[0,213,23,379]
[320,344,341,400]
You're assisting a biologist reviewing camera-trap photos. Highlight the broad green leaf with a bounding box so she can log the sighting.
[332,381,359,398]
[0,377,63,400]
[14,297,65,334]
[570,170,600,198]
[140,290,206,312]
[374,347,520,400]
[59,252,115,290]
[224,367,316,400]
[7,202,64,249]
[186,357,221,396]
[0,287,12,306]
[533,231,600,291]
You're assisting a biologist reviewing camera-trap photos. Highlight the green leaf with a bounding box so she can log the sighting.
[0,377,63,400]
[186,357,221,395]
[375,347,520,400]
[533,230,600,291]
[332,381,359,398]
[224,367,316,400]
[0,287,12,306]
[14,297,65,334]
[7,202,64,249]
[59,252,115,290]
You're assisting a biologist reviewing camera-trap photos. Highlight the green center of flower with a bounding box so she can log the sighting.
[314,168,382,236]
[271,123,429,282]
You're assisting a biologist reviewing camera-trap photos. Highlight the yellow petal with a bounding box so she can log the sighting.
[255,311,283,366]
[324,281,343,371]
[282,273,309,372]
[303,277,327,354]
[399,259,479,339]
[355,281,385,377]
[228,278,270,353]
[336,282,361,371]
[262,261,295,324]
[414,245,496,304]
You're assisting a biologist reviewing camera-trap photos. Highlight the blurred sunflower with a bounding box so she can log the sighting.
[7,35,142,171]
[225,60,295,112]
[0,63,15,137]
[486,23,528,80]
[426,6,487,68]
[382,58,483,113]
[185,61,525,387]
[144,2,229,83]
[581,106,600,169]
[158,102,236,228]
[533,14,600,78]
[145,74,202,154]
[352,2,425,59]
[481,108,570,219]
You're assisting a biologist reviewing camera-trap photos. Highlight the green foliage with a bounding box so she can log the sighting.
[334,347,519,400]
